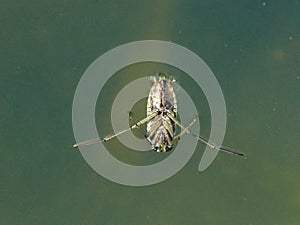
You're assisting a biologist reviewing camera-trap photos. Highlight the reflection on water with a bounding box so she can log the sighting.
[1,1,300,224]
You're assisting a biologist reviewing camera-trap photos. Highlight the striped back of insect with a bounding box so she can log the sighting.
[146,74,177,152]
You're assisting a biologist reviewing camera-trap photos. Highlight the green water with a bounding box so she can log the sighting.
[1,1,300,224]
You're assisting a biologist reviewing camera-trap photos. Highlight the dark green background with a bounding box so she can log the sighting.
[1,0,300,224]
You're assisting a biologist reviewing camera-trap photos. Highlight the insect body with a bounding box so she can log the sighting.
[146,75,177,152]
[73,73,244,157]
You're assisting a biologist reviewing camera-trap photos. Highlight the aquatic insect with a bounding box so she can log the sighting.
[73,73,243,156]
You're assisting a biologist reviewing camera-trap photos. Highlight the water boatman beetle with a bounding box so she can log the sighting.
[73,73,244,157]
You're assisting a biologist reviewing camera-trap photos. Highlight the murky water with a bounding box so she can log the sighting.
[1,1,300,224]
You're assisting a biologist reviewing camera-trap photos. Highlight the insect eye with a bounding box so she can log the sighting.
[153,146,159,152]
[166,146,172,151]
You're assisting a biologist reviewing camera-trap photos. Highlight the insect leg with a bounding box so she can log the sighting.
[73,111,159,148]
[102,111,158,142]
[173,117,197,140]
[166,110,244,157]
[190,134,245,157]
[73,138,104,148]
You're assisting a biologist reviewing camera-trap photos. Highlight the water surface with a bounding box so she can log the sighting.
[1,1,300,224]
